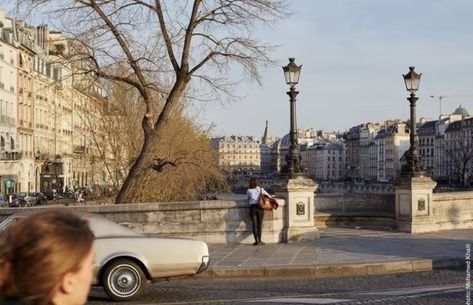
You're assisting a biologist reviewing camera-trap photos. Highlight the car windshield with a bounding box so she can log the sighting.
[0,214,141,238]
[86,216,141,238]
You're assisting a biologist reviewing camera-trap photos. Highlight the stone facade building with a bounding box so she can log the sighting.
[359,123,380,179]
[304,142,346,181]
[345,120,409,183]
[418,119,436,177]
[345,125,361,180]
[0,14,18,194]
[417,106,469,182]
[444,114,473,186]
[374,121,409,182]
[211,135,261,172]
[0,10,114,194]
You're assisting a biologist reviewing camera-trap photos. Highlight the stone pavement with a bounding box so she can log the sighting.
[201,227,472,278]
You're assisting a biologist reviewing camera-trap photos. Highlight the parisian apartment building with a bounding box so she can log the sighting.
[346,107,472,184]
[212,108,473,185]
[0,10,115,195]
[211,135,263,172]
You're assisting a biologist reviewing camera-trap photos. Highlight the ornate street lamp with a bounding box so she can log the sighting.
[402,66,424,176]
[281,58,304,178]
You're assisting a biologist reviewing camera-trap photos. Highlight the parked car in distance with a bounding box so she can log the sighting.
[28,192,48,205]
[0,212,210,301]
[0,194,6,207]
[14,192,36,207]
[5,193,25,207]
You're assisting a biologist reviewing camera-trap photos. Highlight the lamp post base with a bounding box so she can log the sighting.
[394,175,437,233]
[273,176,319,242]
[280,148,305,179]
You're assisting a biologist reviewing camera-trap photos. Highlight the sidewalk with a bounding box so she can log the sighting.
[201,227,471,278]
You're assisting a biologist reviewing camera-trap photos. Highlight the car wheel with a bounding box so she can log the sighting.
[102,259,146,302]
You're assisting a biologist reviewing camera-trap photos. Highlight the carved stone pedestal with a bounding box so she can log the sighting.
[273,176,319,242]
[395,175,437,233]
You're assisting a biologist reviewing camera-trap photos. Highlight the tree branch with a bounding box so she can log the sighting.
[154,0,180,73]
[180,0,202,70]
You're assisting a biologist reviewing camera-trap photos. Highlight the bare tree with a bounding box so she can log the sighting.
[14,0,286,203]
[446,135,473,187]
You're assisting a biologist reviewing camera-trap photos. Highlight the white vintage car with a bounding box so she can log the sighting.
[0,212,210,301]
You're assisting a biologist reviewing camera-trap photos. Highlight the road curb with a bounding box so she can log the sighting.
[199,257,464,279]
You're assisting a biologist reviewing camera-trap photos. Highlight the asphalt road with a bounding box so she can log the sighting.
[87,268,468,305]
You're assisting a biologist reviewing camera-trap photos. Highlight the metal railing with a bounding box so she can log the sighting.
[0,151,23,160]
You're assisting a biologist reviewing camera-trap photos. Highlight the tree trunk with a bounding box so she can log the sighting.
[114,121,156,204]
[115,79,189,204]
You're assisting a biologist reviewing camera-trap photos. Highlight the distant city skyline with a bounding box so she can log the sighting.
[189,0,473,138]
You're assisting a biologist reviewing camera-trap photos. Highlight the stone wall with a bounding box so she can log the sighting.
[1,190,471,241]
[314,193,396,229]
[432,191,473,230]
[314,191,473,232]
[0,200,285,244]
[315,193,395,216]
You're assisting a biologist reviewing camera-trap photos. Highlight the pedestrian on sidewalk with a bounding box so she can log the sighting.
[77,190,84,203]
[247,178,271,245]
[0,210,95,305]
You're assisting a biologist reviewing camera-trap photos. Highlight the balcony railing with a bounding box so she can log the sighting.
[0,151,23,161]
[0,115,15,125]
[35,152,51,160]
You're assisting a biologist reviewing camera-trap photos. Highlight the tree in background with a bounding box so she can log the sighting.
[446,135,473,188]
[15,0,286,203]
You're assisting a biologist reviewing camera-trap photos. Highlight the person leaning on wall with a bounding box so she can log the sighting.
[0,209,95,305]
[247,177,272,245]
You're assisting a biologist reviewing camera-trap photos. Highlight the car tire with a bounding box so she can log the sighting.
[101,259,146,302]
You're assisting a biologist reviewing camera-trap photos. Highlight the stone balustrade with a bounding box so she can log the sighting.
[0,199,286,244]
[0,189,471,241]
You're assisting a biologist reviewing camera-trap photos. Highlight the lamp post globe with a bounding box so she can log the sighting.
[281,58,304,178]
[283,57,302,87]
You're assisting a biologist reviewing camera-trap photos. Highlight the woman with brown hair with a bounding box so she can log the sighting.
[0,209,95,305]
[247,177,271,245]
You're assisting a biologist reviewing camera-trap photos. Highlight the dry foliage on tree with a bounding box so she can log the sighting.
[80,81,228,202]
[13,0,287,203]
[135,111,228,202]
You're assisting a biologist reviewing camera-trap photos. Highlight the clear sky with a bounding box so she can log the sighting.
[191,0,473,138]
[3,0,472,139]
